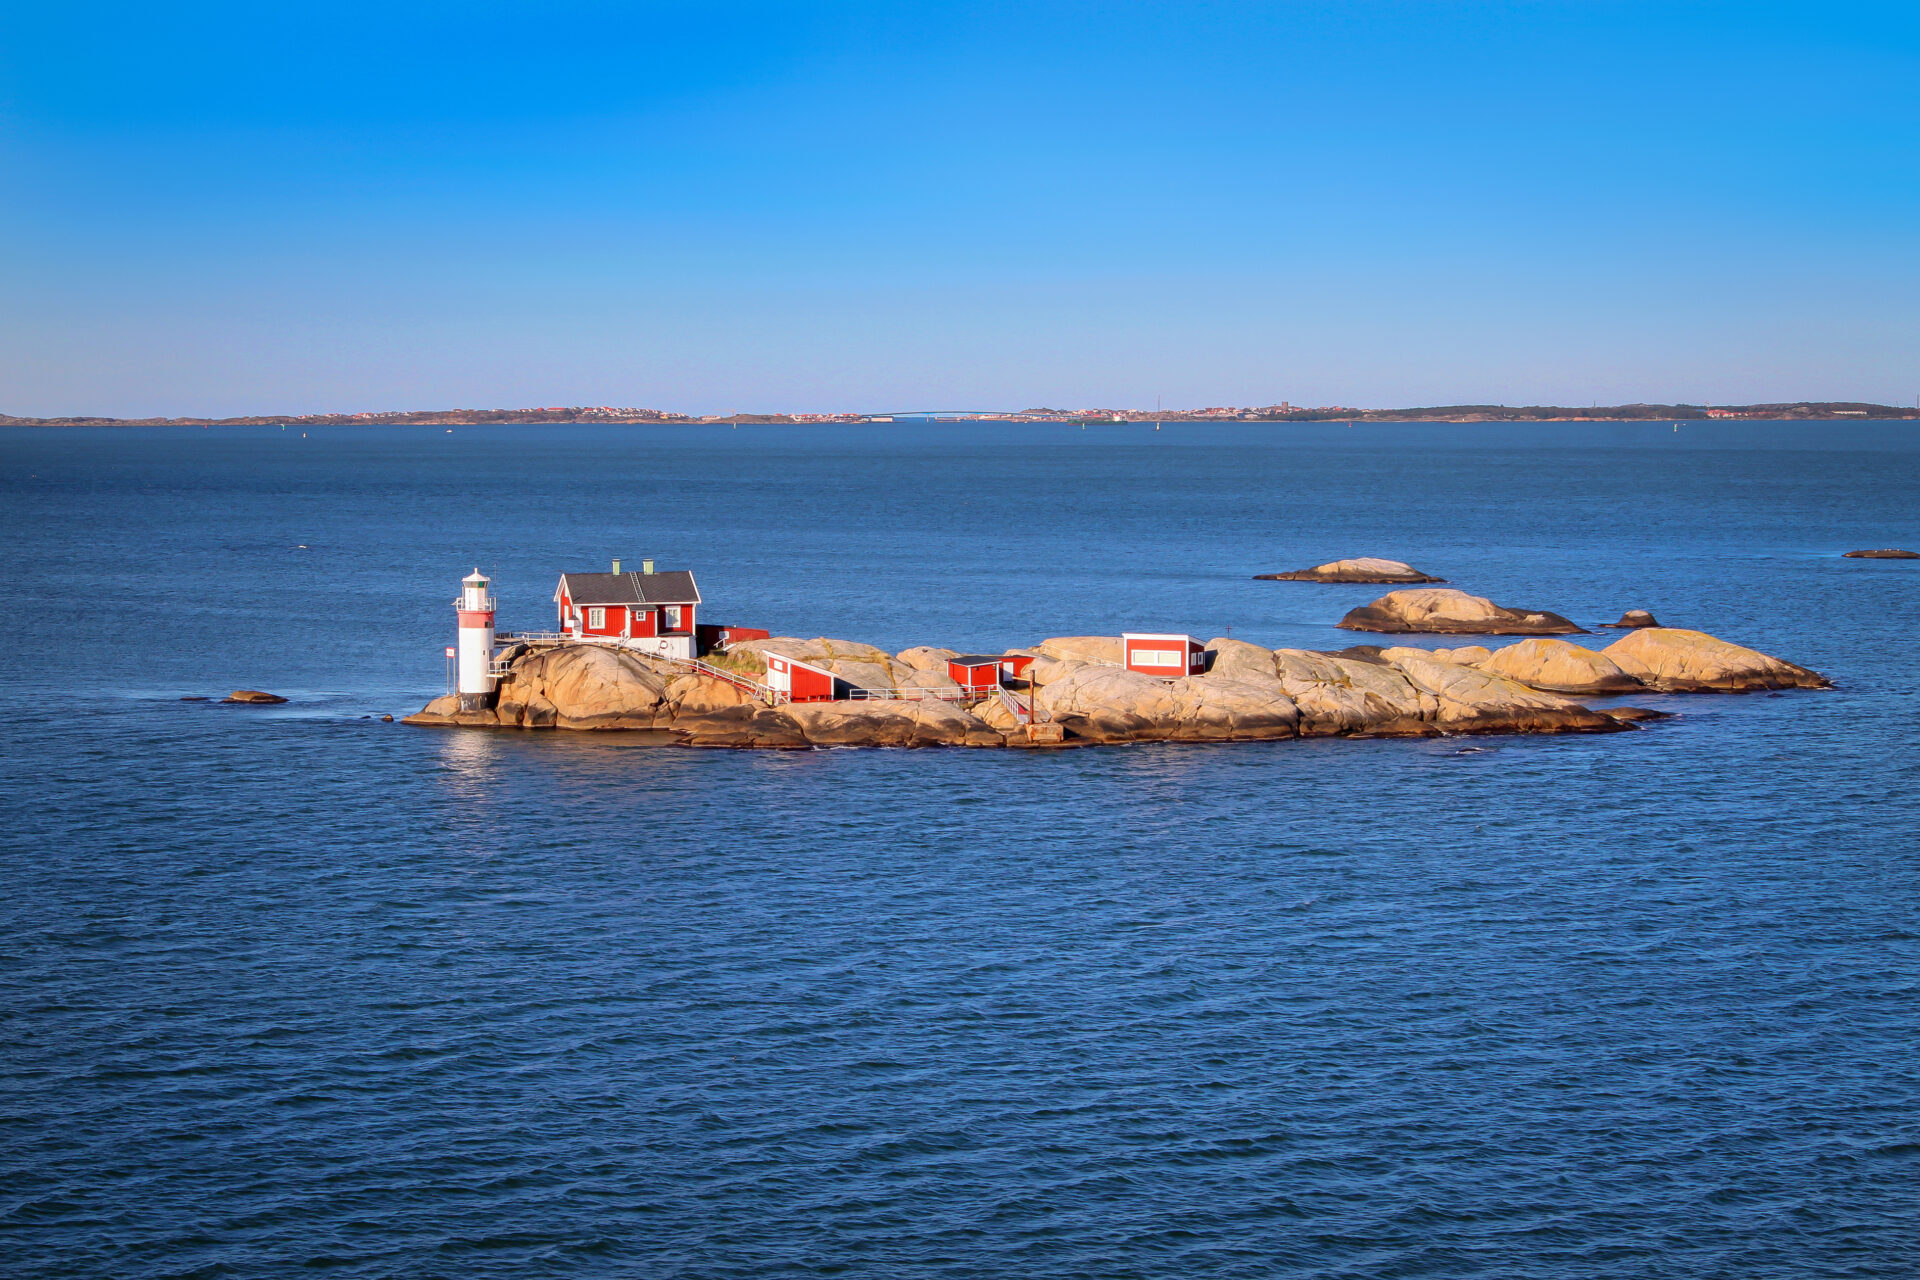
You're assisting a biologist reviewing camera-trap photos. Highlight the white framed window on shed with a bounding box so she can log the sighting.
[1134,648,1181,667]
[663,605,682,630]
[588,607,605,629]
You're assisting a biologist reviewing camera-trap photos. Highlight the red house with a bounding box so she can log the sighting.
[946,655,1003,694]
[1122,633,1206,679]
[554,560,701,659]
[764,652,840,702]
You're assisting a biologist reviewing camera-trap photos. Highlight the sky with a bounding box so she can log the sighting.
[1,1,1917,416]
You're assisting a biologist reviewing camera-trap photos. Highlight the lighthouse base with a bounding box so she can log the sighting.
[458,691,496,713]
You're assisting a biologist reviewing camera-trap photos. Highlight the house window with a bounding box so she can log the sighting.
[1132,648,1181,667]
[587,607,605,629]
[663,605,682,630]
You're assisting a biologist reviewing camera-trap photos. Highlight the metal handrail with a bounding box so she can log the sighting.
[834,683,999,704]
[665,654,785,703]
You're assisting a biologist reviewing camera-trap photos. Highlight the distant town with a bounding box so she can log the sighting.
[3,400,1916,427]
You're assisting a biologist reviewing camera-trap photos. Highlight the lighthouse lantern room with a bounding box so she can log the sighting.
[455,569,497,711]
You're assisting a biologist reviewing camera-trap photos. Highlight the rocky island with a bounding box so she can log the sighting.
[404,627,1826,748]
[1337,588,1586,636]
[1256,558,1446,584]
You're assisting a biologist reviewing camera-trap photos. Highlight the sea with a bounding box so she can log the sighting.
[3,420,1918,1278]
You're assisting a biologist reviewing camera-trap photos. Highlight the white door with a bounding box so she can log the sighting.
[767,661,790,694]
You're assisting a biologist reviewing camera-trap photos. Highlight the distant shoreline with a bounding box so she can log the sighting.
[4,401,1916,428]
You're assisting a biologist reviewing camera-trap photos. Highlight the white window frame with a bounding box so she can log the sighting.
[1132,648,1182,667]
[663,605,682,630]
[587,606,605,629]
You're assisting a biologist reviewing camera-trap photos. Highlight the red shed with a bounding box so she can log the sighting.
[1122,633,1207,679]
[946,655,1003,694]
[697,623,771,655]
[999,654,1035,681]
[765,652,840,702]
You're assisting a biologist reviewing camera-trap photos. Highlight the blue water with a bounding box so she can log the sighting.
[4,421,1919,1278]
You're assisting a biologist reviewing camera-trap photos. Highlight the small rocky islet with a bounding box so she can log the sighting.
[404,625,1828,749]
[1256,557,1446,584]
[1336,587,1586,636]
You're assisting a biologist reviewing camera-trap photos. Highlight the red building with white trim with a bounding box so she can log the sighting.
[764,653,841,702]
[1122,633,1206,679]
[554,560,701,659]
[946,655,1003,694]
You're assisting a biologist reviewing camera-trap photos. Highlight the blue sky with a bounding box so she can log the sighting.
[2,1,1916,415]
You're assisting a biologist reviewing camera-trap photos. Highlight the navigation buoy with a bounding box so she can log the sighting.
[455,568,497,712]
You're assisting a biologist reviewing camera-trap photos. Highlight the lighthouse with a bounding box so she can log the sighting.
[455,569,497,711]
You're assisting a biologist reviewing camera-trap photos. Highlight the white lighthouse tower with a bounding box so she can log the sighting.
[455,569,497,711]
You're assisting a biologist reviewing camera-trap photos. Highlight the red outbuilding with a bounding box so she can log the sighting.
[764,653,840,702]
[696,624,771,654]
[554,559,700,659]
[999,654,1035,681]
[1122,633,1207,679]
[946,655,1003,694]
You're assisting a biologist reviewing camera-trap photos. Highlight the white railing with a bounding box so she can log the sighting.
[995,685,1035,724]
[661,654,786,704]
[835,685,984,703]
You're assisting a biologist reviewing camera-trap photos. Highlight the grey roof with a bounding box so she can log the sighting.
[556,570,701,606]
[948,654,1006,666]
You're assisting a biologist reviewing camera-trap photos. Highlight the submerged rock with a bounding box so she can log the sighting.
[1601,609,1662,629]
[1256,557,1445,584]
[1338,588,1585,636]
[1843,548,1919,559]
[1601,628,1830,693]
[223,689,287,704]
[1474,638,1644,695]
